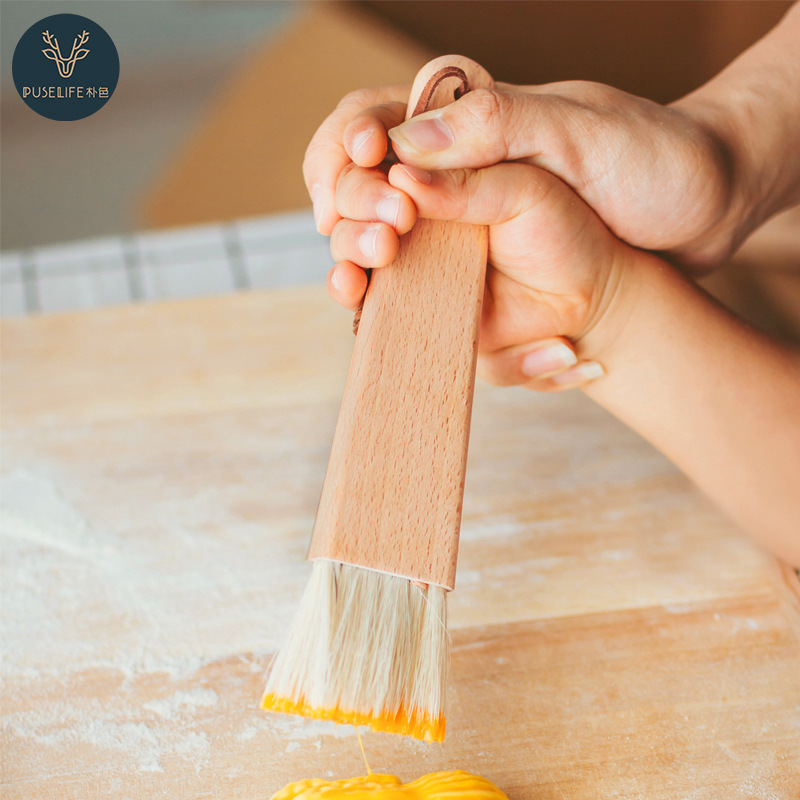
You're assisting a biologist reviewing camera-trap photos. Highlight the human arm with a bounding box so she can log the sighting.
[330,159,800,567]
[306,2,800,273]
[581,254,800,567]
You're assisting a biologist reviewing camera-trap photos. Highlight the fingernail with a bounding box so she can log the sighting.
[389,113,454,152]
[551,361,606,385]
[359,225,379,260]
[376,194,400,227]
[521,343,578,377]
[311,184,325,231]
[351,129,373,162]
[396,164,432,185]
[330,264,342,291]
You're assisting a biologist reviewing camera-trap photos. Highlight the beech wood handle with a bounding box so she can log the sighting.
[308,56,494,590]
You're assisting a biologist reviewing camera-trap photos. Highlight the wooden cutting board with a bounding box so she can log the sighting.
[2,286,799,798]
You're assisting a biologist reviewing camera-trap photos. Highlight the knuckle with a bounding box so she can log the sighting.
[568,80,619,105]
[335,160,358,188]
[438,168,476,220]
[333,167,355,214]
[554,79,628,111]
[335,164,381,210]
[461,87,503,127]
[458,88,513,159]
[302,137,334,182]
[476,353,517,387]
[328,220,349,262]
[337,88,374,112]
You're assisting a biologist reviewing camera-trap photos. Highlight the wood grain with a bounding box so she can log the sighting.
[4,596,798,798]
[2,286,799,797]
[309,57,493,589]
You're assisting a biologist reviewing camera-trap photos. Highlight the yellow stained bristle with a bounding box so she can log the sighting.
[261,693,446,742]
[262,561,449,743]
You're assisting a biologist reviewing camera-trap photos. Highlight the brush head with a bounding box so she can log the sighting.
[262,559,448,741]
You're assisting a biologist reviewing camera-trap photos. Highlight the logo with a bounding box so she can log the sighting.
[12,13,119,121]
[42,28,91,78]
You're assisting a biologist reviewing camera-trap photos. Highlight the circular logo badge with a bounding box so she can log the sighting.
[12,13,119,121]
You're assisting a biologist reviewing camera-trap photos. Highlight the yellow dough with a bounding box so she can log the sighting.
[270,771,508,800]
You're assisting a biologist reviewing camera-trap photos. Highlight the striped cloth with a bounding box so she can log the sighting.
[0,210,331,317]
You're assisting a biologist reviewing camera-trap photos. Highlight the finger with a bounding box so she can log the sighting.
[386,88,534,168]
[303,88,409,235]
[335,163,417,234]
[304,131,348,236]
[525,361,606,393]
[387,159,607,274]
[387,87,592,177]
[478,341,605,392]
[329,219,400,269]
[327,262,368,311]
[388,161,562,228]
[344,101,408,167]
[477,338,578,387]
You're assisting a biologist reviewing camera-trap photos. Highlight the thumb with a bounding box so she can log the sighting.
[387,87,571,171]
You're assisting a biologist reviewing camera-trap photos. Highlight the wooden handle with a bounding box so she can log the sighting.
[308,56,494,590]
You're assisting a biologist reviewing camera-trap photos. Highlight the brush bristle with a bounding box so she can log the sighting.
[262,560,448,741]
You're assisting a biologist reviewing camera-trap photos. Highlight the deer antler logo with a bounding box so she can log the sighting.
[41,29,90,78]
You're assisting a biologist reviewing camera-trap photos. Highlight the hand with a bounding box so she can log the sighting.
[329,157,634,392]
[304,86,410,236]
[308,4,800,285]
[304,82,743,275]
[387,81,743,271]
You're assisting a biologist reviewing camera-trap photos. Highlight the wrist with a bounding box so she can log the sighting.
[572,244,647,367]
[672,4,800,258]
[668,91,759,265]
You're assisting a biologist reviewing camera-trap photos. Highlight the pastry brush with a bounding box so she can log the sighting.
[262,55,493,742]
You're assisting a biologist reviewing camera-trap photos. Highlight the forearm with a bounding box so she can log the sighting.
[674,2,800,250]
[581,251,800,566]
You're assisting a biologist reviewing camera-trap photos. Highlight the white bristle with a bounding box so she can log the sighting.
[263,559,449,739]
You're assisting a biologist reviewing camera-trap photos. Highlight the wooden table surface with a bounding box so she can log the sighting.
[2,285,799,798]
